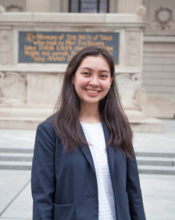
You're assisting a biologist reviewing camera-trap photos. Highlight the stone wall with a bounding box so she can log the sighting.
[0,11,157,130]
[142,0,175,118]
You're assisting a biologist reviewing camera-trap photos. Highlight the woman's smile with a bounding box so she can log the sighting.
[85,88,100,96]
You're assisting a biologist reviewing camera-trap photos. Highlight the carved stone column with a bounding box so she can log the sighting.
[117,0,142,13]
[26,0,50,12]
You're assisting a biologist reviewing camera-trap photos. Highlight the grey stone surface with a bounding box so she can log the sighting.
[0,119,175,219]
[133,120,175,153]
[1,183,32,219]
[140,174,175,220]
[0,130,35,149]
[0,170,31,215]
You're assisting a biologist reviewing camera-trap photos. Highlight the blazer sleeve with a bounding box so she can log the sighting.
[126,148,146,220]
[31,122,56,220]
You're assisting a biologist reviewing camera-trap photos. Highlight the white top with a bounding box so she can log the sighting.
[80,122,116,220]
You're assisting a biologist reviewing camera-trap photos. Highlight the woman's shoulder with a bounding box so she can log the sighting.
[37,115,56,136]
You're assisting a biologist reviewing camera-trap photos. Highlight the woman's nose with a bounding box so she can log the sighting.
[89,76,99,86]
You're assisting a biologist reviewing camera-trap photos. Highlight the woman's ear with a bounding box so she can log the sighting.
[110,77,114,85]
[71,76,74,85]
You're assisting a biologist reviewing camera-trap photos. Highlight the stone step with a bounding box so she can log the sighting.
[2,148,175,158]
[135,152,175,158]
[0,161,32,170]
[0,148,175,174]
[0,153,33,161]
[138,165,175,175]
[136,157,175,166]
[0,148,33,153]
[0,117,43,129]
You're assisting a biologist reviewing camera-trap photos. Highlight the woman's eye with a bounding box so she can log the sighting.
[101,75,107,78]
[82,72,90,76]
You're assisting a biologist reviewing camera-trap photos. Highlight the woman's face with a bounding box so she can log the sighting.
[72,55,113,107]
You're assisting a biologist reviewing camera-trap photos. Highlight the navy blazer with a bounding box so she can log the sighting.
[31,117,146,220]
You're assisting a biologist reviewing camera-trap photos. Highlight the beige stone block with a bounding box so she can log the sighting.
[143,43,175,53]
[27,72,63,106]
[0,12,32,22]
[142,71,175,79]
[32,13,105,23]
[125,109,145,121]
[0,117,42,129]
[144,36,175,43]
[26,0,50,12]
[143,53,175,58]
[0,107,53,118]
[144,86,174,94]
[117,0,142,13]
[143,78,175,86]
[143,57,175,65]
[143,65,175,72]
[130,117,163,133]
[109,0,118,13]
[61,0,69,12]
[143,95,175,118]
[105,14,143,23]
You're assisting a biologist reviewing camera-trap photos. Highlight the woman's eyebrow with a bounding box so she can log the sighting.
[80,67,110,73]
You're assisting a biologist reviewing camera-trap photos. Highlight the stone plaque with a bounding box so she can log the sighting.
[18,31,119,64]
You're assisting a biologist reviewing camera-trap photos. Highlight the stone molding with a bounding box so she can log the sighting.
[126,31,141,67]
[0,12,146,24]
[0,29,11,65]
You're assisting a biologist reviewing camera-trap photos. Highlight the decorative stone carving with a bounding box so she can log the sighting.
[127,32,140,67]
[144,0,175,34]
[27,73,63,105]
[0,72,26,105]
[116,73,147,111]
[6,5,23,12]
[153,7,174,30]
[0,4,5,13]
[0,30,11,65]
[136,5,146,16]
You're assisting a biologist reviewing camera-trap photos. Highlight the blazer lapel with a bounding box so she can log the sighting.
[79,125,96,176]
[101,120,115,189]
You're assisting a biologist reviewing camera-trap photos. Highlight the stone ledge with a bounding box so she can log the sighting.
[0,12,146,24]
[131,118,163,133]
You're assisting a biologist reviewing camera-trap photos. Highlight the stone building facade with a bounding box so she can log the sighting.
[0,0,173,131]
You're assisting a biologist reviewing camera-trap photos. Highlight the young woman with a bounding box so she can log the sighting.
[32,46,146,220]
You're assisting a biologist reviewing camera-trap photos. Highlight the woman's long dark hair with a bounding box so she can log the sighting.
[53,46,133,158]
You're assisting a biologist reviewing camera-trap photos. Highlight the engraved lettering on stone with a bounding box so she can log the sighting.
[0,72,26,104]
[117,73,147,111]
[0,30,10,65]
